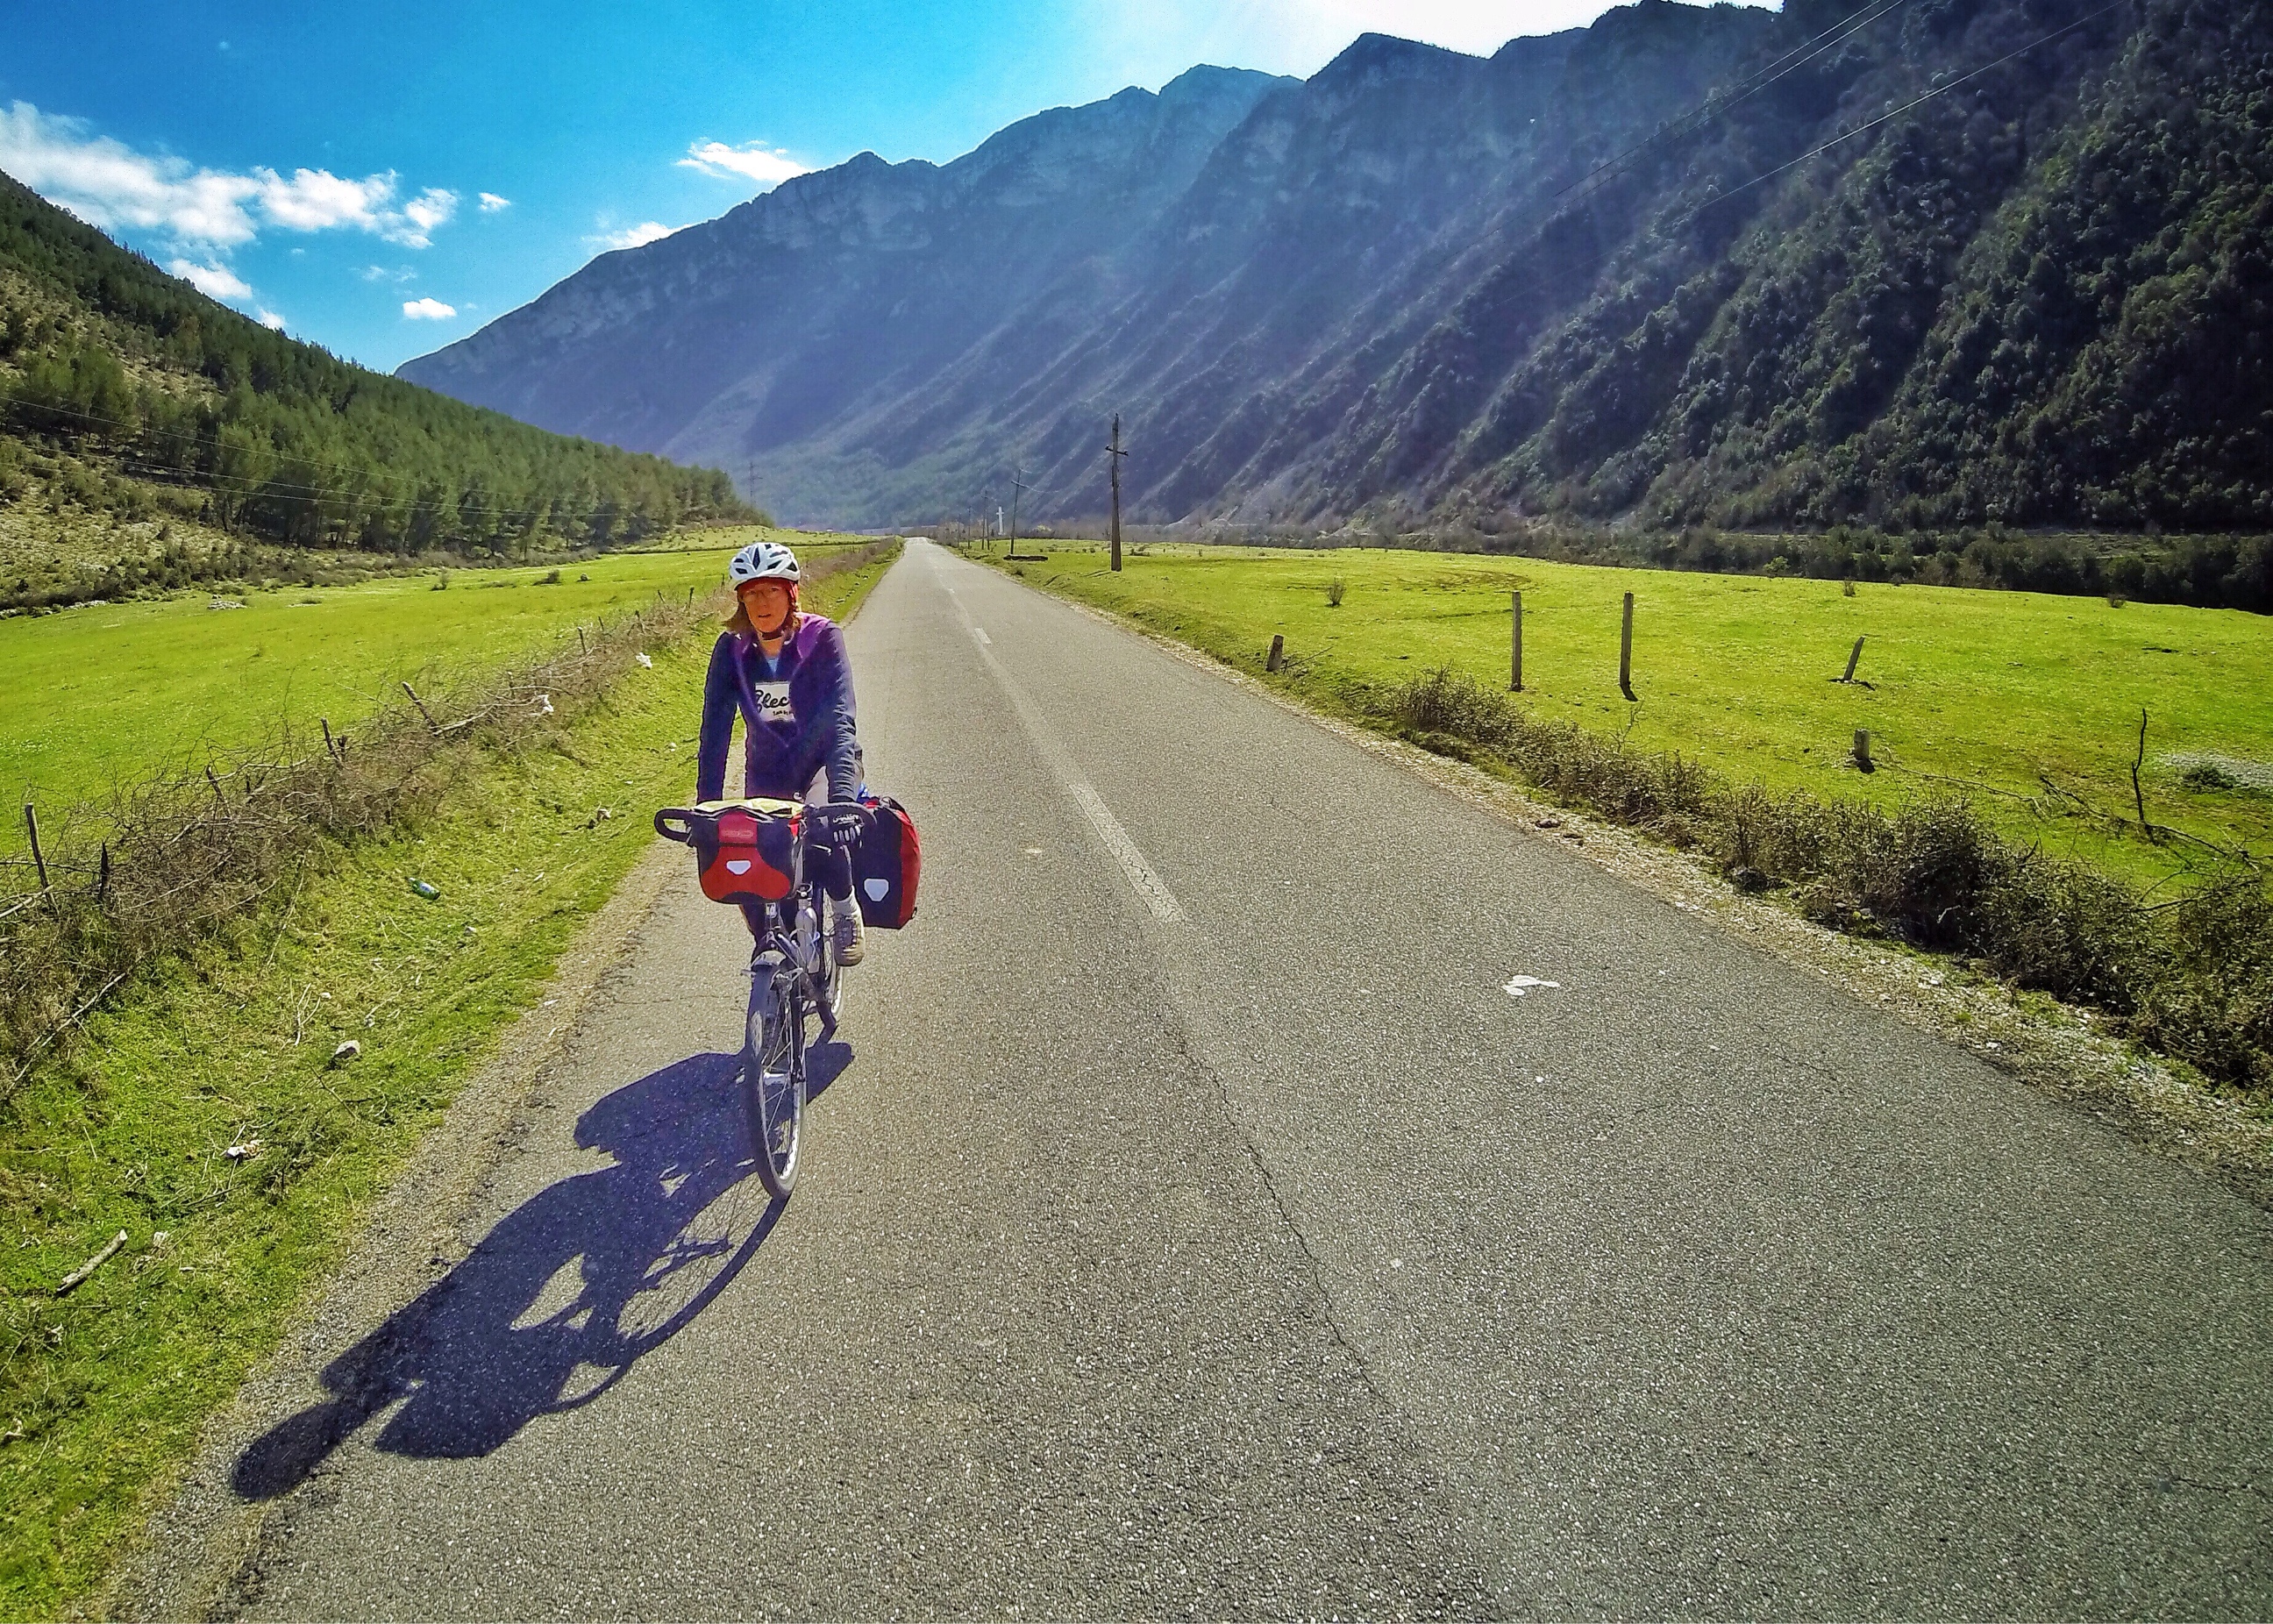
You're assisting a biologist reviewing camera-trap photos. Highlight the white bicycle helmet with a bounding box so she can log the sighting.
[728,539,801,584]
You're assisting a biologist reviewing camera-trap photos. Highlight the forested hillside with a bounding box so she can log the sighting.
[1451,0,2273,534]
[0,172,750,583]
[401,0,2273,554]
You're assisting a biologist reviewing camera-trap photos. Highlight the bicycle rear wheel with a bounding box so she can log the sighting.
[742,954,807,1199]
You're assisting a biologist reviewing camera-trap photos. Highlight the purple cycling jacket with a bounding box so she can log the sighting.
[695,615,862,804]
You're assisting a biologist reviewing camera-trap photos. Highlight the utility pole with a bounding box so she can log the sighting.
[1008,467,1029,558]
[1108,415,1126,573]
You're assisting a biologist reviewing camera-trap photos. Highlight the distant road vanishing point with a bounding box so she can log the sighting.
[205,545,2270,1618]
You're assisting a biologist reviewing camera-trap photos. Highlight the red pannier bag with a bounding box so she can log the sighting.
[851,794,921,928]
[654,800,801,906]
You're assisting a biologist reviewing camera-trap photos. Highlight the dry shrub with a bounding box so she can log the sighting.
[1974,858,2155,1008]
[1825,800,2011,951]
[1391,668,1714,828]
[1391,666,1516,748]
[1714,784,1835,879]
[2131,876,2273,1089]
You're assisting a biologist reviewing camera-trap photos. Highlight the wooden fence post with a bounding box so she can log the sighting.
[2127,709,2145,840]
[1852,730,1874,772]
[1618,592,1636,702]
[1266,634,1285,673]
[24,803,50,895]
[1842,635,1866,683]
[1510,591,1523,692]
[402,681,442,734]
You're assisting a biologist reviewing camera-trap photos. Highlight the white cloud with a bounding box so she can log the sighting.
[402,296,458,320]
[679,139,810,190]
[478,191,511,212]
[595,220,680,251]
[395,187,458,246]
[253,171,455,246]
[168,258,253,301]
[253,166,392,233]
[257,309,287,331]
[0,100,462,253]
[2,102,260,245]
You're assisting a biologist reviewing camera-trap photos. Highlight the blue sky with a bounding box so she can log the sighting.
[1,1,1711,373]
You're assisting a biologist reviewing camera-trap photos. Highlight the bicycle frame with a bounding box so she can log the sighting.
[752,823,837,1042]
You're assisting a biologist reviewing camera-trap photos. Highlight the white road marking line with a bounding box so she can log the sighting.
[941,567,1186,924]
[1505,975,1561,997]
[1067,780,1185,922]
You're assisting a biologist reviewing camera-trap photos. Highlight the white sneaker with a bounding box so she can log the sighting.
[830,899,866,966]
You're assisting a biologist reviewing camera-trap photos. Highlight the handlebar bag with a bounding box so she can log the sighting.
[851,795,921,928]
[694,805,798,905]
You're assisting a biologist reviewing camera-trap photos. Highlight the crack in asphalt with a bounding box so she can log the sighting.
[1171,1010,1395,1412]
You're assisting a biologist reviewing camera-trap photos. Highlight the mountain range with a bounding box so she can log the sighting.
[401,0,2273,536]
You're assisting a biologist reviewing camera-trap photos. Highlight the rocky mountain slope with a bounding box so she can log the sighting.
[402,0,2273,535]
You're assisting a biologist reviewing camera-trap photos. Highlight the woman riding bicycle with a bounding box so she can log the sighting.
[695,539,867,966]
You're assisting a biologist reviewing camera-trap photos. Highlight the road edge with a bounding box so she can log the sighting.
[978,555,2273,1211]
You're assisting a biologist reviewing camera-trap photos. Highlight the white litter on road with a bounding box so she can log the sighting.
[1505,975,1561,997]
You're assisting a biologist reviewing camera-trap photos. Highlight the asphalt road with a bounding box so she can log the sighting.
[224,542,2270,1618]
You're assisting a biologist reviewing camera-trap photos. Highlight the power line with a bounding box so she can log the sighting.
[1684,0,2131,225]
[1558,0,1913,204]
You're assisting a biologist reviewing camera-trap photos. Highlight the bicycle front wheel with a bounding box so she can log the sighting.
[743,955,807,1199]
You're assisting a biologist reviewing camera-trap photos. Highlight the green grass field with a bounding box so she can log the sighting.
[0,548,898,1614]
[0,526,867,826]
[994,544,2273,887]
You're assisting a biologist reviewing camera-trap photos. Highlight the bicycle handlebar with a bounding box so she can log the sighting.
[652,801,875,844]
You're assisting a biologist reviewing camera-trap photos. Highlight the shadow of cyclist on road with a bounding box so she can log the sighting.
[232,1039,851,1499]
